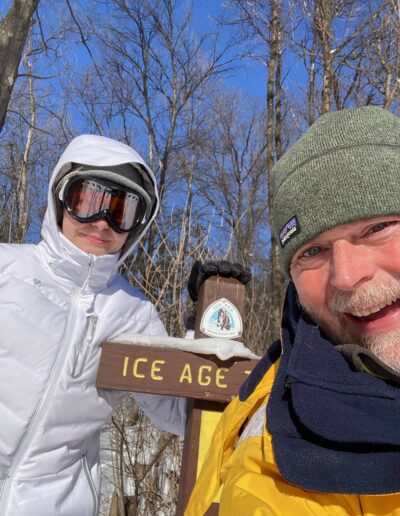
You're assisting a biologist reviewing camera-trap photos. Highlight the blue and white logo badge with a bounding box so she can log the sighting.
[279,215,300,247]
[200,298,243,339]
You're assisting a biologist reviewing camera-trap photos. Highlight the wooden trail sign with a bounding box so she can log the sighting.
[176,275,258,515]
[96,342,255,403]
[96,274,259,516]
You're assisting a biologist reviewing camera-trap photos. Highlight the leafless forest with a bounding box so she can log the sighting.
[1,0,400,513]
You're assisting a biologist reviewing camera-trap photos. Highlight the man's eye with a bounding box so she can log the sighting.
[368,222,391,233]
[303,246,322,257]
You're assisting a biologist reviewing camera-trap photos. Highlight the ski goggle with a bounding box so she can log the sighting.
[60,177,147,233]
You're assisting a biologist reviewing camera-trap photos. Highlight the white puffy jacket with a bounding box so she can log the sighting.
[0,135,186,516]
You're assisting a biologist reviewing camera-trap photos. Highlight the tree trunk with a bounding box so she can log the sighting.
[16,54,35,242]
[314,0,334,114]
[266,0,285,344]
[0,0,39,134]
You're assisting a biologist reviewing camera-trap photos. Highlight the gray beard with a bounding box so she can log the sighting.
[304,308,400,374]
[300,278,400,374]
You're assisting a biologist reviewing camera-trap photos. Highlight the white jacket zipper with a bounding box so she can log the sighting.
[72,315,98,378]
[0,287,81,515]
[82,454,99,516]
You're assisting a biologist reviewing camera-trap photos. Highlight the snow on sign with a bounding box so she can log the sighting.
[200,297,243,339]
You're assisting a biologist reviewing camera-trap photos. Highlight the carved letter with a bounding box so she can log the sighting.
[122,357,129,377]
[179,363,192,384]
[133,357,148,378]
[198,365,212,386]
[216,367,228,388]
[151,360,165,381]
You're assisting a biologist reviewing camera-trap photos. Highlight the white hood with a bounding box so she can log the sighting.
[41,134,159,263]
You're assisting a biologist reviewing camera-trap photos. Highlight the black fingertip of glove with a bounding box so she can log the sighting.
[239,267,252,285]
[184,308,197,330]
[231,262,243,278]
[188,260,203,302]
[203,261,219,275]
[218,260,232,276]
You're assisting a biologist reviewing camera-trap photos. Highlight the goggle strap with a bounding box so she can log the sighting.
[57,178,68,202]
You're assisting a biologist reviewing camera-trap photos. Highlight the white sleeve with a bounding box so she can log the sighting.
[132,392,187,437]
[127,303,187,436]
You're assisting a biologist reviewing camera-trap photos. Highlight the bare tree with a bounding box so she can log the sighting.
[0,0,39,133]
[195,91,268,266]
[361,0,400,109]
[101,398,181,516]
[226,0,286,343]
[74,0,235,262]
[293,0,394,121]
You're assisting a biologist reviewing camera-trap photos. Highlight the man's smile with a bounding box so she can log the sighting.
[344,298,400,333]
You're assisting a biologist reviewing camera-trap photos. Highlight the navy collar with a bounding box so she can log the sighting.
[266,283,400,494]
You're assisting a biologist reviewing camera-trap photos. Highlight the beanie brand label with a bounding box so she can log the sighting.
[279,216,300,247]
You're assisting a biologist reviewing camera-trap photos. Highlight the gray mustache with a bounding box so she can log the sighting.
[328,279,400,315]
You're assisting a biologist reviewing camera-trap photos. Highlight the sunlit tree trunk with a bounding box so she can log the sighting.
[266,0,285,343]
[0,0,39,133]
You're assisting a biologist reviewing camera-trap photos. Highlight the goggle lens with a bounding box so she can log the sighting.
[64,178,145,232]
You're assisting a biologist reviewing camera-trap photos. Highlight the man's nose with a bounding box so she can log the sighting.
[329,240,375,291]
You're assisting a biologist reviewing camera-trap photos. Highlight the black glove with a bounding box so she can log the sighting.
[183,308,197,331]
[187,260,251,303]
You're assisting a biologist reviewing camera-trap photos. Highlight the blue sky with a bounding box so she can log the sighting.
[193,0,268,97]
[0,0,267,98]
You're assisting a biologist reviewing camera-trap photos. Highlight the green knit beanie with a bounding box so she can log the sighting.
[272,106,400,276]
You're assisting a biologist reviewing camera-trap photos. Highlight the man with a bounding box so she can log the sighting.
[0,134,186,515]
[185,106,400,515]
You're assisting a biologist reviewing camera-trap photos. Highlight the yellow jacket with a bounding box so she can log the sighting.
[185,360,400,516]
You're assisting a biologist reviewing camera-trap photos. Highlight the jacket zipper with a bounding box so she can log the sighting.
[82,454,99,516]
[83,255,94,293]
[72,315,98,378]
[0,287,81,514]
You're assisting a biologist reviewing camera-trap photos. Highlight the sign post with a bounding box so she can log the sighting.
[176,275,249,515]
[96,275,258,515]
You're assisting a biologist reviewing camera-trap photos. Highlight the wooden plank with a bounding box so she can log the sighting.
[96,342,258,403]
[176,400,225,515]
